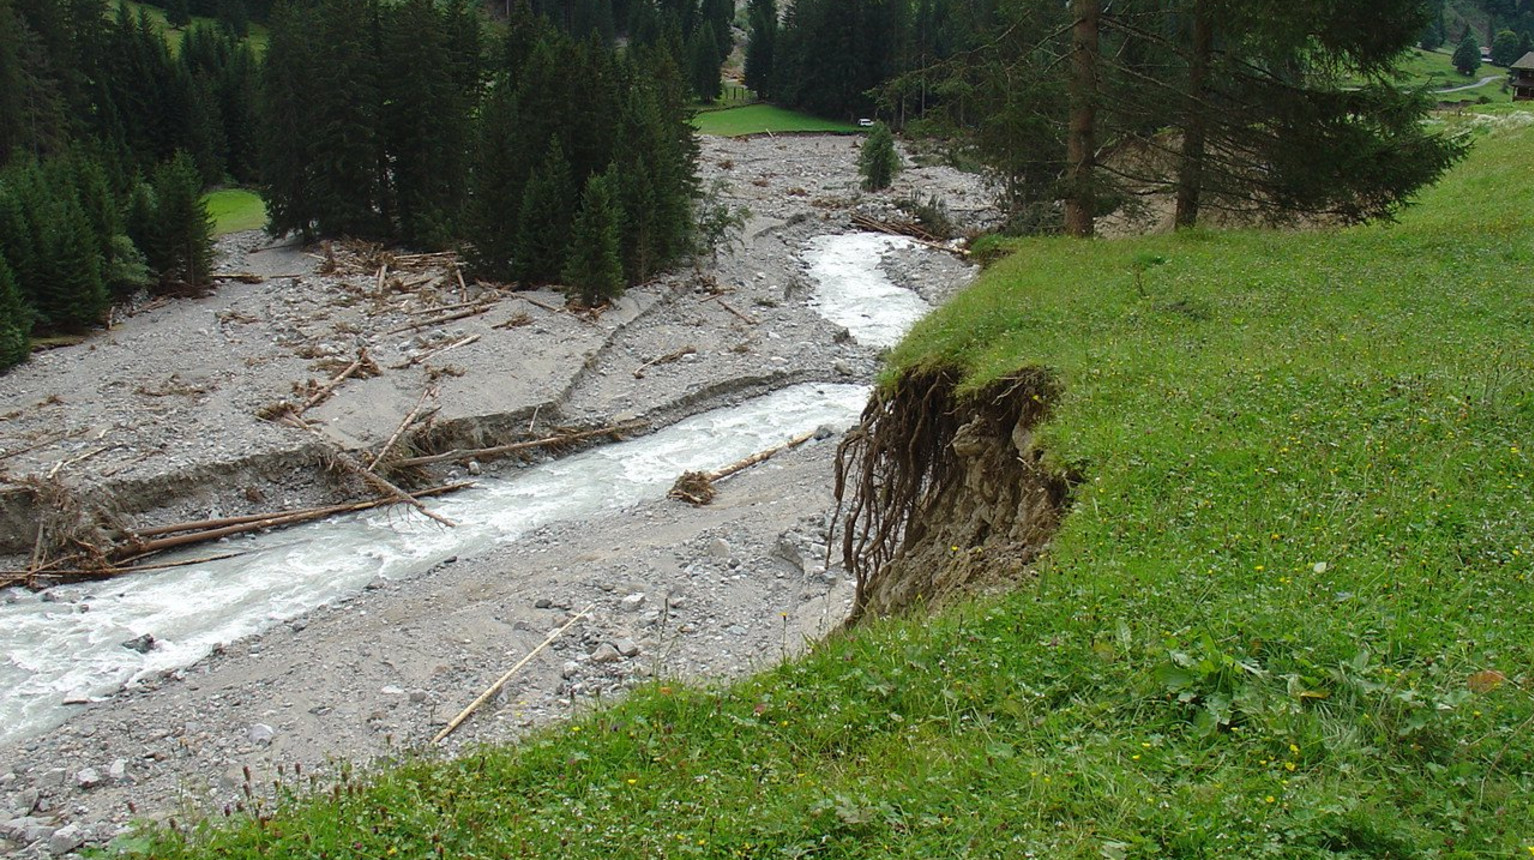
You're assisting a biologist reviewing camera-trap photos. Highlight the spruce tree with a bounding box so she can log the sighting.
[743,0,775,99]
[39,194,107,330]
[166,0,191,29]
[688,21,721,102]
[514,138,576,284]
[0,255,29,370]
[563,166,625,306]
[257,0,319,238]
[464,82,525,280]
[148,151,214,292]
[859,122,900,191]
[1453,31,1482,75]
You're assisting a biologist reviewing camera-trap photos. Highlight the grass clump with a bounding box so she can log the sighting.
[693,104,861,137]
[126,120,1534,858]
[202,189,266,236]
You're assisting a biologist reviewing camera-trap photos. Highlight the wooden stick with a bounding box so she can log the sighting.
[518,295,565,314]
[369,388,437,471]
[299,349,371,414]
[46,444,119,479]
[634,346,696,379]
[382,306,489,336]
[433,604,593,744]
[1,429,86,463]
[375,264,388,297]
[454,263,469,302]
[714,429,816,480]
[391,422,644,469]
[396,333,480,369]
[702,294,755,325]
[209,272,266,283]
[405,299,482,316]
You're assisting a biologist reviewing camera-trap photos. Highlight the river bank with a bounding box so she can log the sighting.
[0,135,990,856]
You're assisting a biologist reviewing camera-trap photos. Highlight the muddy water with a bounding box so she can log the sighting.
[0,233,932,746]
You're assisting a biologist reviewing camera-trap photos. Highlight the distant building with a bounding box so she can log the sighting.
[1512,52,1534,101]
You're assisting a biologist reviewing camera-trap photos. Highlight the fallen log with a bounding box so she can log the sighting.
[395,333,480,369]
[391,421,645,469]
[382,305,490,336]
[369,388,438,471]
[282,415,458,527]
[433,604,592,744]
[209,272,266,284]
[116,483,473,559]
[668,429,818,505]
[634,346,696,379]
[701,294,756,325]
[849,213,964,256]
[297,349,377,415]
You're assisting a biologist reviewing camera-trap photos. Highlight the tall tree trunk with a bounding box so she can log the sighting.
[1064,0,1098,237]
[1175,0,1213,230]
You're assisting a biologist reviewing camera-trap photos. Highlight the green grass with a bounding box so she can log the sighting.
[125,118,1534,859]
[1361,48,1514,104]
[116,0,269,54]
[693,104,862,137]
[202,189,266,236]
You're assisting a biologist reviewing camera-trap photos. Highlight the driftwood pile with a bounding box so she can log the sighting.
[668,429,817,505]
[850,212,966,256]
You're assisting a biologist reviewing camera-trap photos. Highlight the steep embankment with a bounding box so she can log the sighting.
[129,114,1533,858]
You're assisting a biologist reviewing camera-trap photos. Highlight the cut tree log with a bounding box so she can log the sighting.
[209,272,266,283]
[849,213,966,256]
[391,422,645,469]
[668,429,818,505]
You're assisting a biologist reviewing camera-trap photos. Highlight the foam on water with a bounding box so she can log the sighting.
[805,233,930,349]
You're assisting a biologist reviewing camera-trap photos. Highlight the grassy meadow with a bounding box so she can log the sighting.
[694,104,862,137]
[203,189,266,236]
[125,117,1534,858]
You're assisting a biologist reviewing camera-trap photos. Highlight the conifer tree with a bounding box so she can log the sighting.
[147,151,214,292]
[743,0,775,99]
[38,194,107,329]
[464,83,525,280]
[859,122,900,191]
[688,20,722,102]
[257,0,318,237]
[563,166,625,306]
[514,138,576,284]
[166,0,191,29]
[1453,31,1482,74]
[0,256,29,370]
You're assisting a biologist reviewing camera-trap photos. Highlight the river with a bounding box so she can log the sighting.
[0,232,926,747]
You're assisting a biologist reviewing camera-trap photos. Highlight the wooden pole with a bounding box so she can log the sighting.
[433,605,593,744]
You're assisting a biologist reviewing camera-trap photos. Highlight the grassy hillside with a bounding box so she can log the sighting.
[126,116,1534,858]
[117,0,269,53]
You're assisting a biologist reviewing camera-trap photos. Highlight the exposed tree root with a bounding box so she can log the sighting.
[834,366,1075,623]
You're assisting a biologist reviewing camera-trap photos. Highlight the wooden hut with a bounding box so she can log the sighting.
[1512,52,1534,101]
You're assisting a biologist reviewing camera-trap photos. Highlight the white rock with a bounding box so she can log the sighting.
[74,768,102,789]
[48,823,86,855]
[246,723,275,745]
[620,593,646,611]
